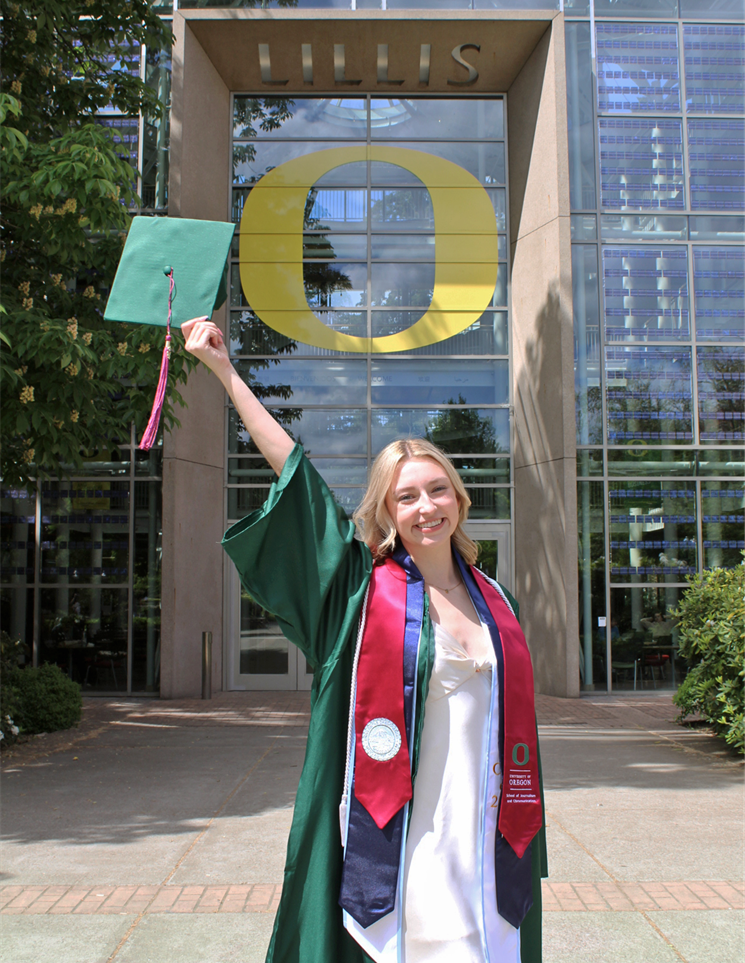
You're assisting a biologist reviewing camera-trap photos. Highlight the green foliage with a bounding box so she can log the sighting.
[673,557,745,754]
[0,631,29,746]
[5,663,82,736]
[0,2,196,486]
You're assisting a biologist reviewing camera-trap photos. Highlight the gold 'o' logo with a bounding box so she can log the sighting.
[239,146,499,353]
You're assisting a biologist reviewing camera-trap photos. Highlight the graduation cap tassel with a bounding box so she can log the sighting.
[138,268,174,451]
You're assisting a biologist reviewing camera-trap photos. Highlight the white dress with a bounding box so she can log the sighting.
[401,621,520,963]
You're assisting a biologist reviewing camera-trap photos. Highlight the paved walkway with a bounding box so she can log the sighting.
[1,691,742,963]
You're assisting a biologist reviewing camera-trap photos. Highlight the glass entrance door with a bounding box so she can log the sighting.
[464,520,513,594]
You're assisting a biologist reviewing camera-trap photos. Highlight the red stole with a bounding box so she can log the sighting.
[352,558,542,860]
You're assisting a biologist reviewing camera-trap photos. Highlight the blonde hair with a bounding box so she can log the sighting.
[353,438,479,565]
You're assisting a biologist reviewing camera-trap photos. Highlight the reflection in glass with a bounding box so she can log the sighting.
[234,358,368,405]
[372,408,509,454]
[240,587,288,675]
[453,457,510,484]
[701,480,744,570]
[370,262,435,307]
[369,98,504,140]
[228,487,271,521]
[464,488,510,520]
[607,449,696,476]
[688,119,744,213]
[233,97,367,140]
[595,22,680,115]
[689,216,745,242]
[304,260,367,307]
[132,481,161,692]
[573,245,603,444]
[600,214,687,241]
[605,346,693,443]
[371,234,435,260]
[697,346,745,445]
[371,143,506,186]
[593,0,679,16]
[371,310,508,355]
[697,448,745,476]
[304,233,367,260]
[608,481,697,579]
[39,588,128,692]
[602,247,690,341]
[1,487,35,585]
[610,586,685,691]
[577,480,607,690]
[233,141,365,186]
[229,407,367,457]
[142,43,171,210]
[307,188,367,229]
[0,588,33,656]
[577,450,604,476]
[599,118,684,211]
[371,189,433,230]
[683,25,745,115]
[371,359,509,405]
[571,214,597,241]
[693,247,745,341]
[40,483,130,584]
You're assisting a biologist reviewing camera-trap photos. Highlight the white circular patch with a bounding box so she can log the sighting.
[361,718,402,762]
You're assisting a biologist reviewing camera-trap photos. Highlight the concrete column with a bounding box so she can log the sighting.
[160,14,231,697]
[508,20,580,697]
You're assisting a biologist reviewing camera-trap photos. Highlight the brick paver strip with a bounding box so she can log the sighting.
[2,880,741,915]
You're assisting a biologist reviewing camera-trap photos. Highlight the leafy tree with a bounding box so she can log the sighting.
[425,397,504,455]
[0,1,192,487]
[673,556,745,755]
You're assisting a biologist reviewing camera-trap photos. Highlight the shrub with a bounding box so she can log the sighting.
[0,631,27,746]
[6,663,82,736]
[673,557,745,755]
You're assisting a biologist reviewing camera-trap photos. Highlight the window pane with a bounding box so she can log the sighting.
[233,359,368,405]
[571,214,597,240]
[578,480,608,690]
[240,589,289,675]
[39,588,128,692]
[40,483,130,584]
[370,261,435,307]
[372,408,510,454]
[702,481,744,570]
[577,450,605,476]
[573,245,603,444]
[688,119,745,214]
[454,457,511,483]
[607,449,697,476]
[605,346,693,443]
[594,0,679,16]
[304,233,367,259]
[689,215,745,242]
[371,310,508,356]
[600,214,687,241]
[693,247,745,341]
[307,187,368,229]
[370,98,504,140]
[142,43,171,210]
[371,359,509,405]
[565,0,591,15]
[371,142,506,186]
[1,487,35,585]
[609,481,697,579]
[697,346,745,445]
[371,188,434,230]
[464,487,511,519]
[680,0,745,14]
[596,23,681,114]
[566,22,597,211]
[683,25,745,115]
[370,234,436,260]
[233,141,365,186]
[602,247,691,341]
[697,448,745,475]
[599,118,684,211]
[610,585,686,692]
[230,310,367,356]
[229,408,368,456]
[233,97,368,140]
[0,588,33,653]
[304,261,368,307]
[132,481,161,693]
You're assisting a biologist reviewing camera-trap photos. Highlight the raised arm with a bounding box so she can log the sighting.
[181,317,294,476]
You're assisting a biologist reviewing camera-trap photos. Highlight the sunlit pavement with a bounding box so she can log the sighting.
[1,691,742,963]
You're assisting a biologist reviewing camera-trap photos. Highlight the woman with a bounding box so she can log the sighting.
[182,318,547,963]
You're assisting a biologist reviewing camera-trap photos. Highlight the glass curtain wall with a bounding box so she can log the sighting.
[0,438,163,694]
[567,1,744,691]
[228,96,511,682]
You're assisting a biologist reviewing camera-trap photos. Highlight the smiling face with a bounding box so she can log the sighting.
[385,456,461,558]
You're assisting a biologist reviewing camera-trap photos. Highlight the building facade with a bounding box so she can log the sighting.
[2,0,742,699]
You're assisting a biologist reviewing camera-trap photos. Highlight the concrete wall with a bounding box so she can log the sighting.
[508,22,580,697]
[160,17,231,698]
[167,9,578,697]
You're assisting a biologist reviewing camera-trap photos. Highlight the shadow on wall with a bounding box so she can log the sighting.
[513,280,577,697]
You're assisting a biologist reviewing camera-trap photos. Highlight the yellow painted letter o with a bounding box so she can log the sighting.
[239,146,499,353]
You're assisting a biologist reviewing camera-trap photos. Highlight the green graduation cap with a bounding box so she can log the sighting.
[104,215,235,328]
[104,216,235,450]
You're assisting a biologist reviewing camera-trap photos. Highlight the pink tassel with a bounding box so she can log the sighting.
[139,269,174,451]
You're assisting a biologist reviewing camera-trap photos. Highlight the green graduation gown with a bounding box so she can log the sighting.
[222,445,548,963]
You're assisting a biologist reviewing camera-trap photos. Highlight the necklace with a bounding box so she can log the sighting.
[426,578,463,595]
